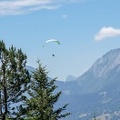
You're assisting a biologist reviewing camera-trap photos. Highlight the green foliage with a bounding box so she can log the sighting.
[0,40,30,120]
[0,40,70,120]
[24,60,70,120]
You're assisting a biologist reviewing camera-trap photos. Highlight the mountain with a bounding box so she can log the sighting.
[56,48,120,120]
[26,48,120,120]
[75,48,120,94]
[65,74,77,82]
[26,65,35,73]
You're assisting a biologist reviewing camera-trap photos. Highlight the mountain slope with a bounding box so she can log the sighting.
[56,48,120,120]
[75,48,120,94]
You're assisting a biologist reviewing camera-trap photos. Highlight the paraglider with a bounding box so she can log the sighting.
[43,39,60,57]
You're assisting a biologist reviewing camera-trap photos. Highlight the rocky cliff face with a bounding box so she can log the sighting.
[74,48,120,94]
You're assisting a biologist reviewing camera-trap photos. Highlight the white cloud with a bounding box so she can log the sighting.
[0,0,83,16]
[0,0,53,15]
[94,27,120,41]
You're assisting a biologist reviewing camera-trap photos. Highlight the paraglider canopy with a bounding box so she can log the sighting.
[44,39,60,45]
[43,39,60,57]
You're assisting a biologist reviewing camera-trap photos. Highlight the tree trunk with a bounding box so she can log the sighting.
[2,63,7,120]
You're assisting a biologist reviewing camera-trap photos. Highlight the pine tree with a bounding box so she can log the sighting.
[0,40,30,120]
[25,60,70,120]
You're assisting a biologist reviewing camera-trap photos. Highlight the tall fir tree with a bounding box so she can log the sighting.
[0,40,30,120]
[25,60,70,120]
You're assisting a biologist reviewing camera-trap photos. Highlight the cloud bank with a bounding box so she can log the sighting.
[0,0,83,16]
[94,27,120,41]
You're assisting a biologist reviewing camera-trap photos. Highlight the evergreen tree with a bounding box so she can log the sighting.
[0,40,30,120]
[25,61,70,120]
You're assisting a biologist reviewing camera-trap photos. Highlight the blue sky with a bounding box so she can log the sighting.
[0,0,120,81]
